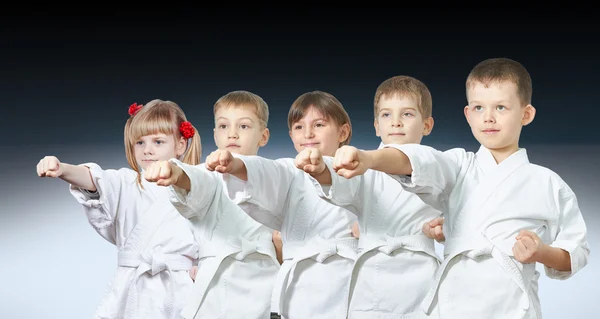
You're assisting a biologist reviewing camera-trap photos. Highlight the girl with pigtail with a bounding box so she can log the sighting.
[37,99,201,319]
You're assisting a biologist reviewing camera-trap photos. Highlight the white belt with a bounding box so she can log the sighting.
[420,233,534,315]
[181,236,278,318]
[118,249,193,319]
[357,234,439,257]
[344,234,440,318]
[271,236,358,317]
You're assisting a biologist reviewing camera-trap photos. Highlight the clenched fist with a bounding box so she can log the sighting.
[37,156,63,178]
[422,217,445,242]
[512,230,545,264]
[294,147,325,175]
[205,149,235,173]
[332,146,371,179]
[144,160,184,187]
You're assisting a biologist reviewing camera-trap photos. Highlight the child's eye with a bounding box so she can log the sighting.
[381,113,390,118]
[136,141,143,145]
[474,105,483,111]
[294,125,302,130]
[218,124,227,129]
[315,123,324,128]
[155,140,164,145]
[403,112,414,117]
[240,124,250,129]
[497,105,506,111]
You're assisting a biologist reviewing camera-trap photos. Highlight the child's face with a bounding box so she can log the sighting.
[214,105,269,156]
[134,133,186,170]
[289,106,349,157]
[374,95,433,145]
[464,81,535,153]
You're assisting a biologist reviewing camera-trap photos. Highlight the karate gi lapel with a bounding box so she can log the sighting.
[457,146,530,232]
[123,180,173,252]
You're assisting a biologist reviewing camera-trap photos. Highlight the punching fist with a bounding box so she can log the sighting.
[205,149,235,173]
[332,146,370,179]
[37,156,64,178]
[144,160,184,187]
[294,147,325,175]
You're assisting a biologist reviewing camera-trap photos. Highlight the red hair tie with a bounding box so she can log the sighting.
[180,121,195,139]
[128,103,143,116]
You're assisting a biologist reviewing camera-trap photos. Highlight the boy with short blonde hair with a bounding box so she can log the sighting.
[295,75,444,317]
[214,90,270,129]
[374,74,433,119]
[145,90,281,319]
[330,58,590,318]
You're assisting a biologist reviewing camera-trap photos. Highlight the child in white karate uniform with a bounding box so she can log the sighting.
[144,91,282,319]
[296,75,443,318]
[154,91,359,319]
[37,100,201,319]
[330,58,590,319]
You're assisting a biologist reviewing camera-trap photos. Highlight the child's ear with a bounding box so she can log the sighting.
[521,104,536,126]
[176,136,187,156]
[338,123,351,144]
[374,119,380,137]
[463,105,471,126]
[258,128,270,147]
[422,117,434,136]
[213,127,217,146]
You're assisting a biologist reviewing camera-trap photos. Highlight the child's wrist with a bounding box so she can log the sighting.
[174,166,184,182]
[232,158,245,174]
[312,164,327,177]
[362,150,375,170]
[535,242,551,264]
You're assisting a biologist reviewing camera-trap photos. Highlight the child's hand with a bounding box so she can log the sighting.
[512,230,545,264]
[37,156,64,178]
[144,161,183,187]
[332,146,371,179]
[422,217,445,242]
[189,266,198,282]
[351,221,360,239]
[294,147,325,175]
[205,149,235,173]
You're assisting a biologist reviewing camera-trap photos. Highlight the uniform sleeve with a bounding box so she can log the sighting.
[319,156,362,216]
[382,143,464,213]
[68,162,124,245]
[545,181,590,279]
[228,155,295,231]
[167,159,222,220]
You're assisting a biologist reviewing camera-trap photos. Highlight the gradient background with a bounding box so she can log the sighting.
[1,11,598,318]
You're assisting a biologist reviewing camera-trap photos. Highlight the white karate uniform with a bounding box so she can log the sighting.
[318,155,443,318]
[226,155,359,319]
[166,160,280,319]
[69,163,198,319]
[383,144,590,319]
